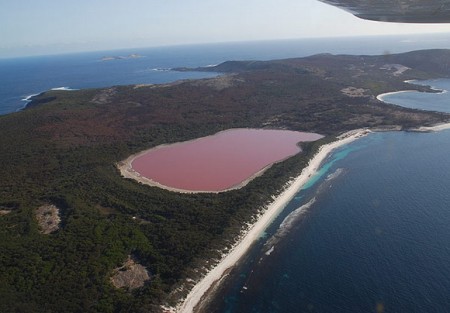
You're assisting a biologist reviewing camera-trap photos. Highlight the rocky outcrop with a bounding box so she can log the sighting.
[35,204,61,234]
[110,256,150,290]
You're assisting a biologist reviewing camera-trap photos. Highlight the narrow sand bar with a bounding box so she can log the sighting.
[174,128,370,313]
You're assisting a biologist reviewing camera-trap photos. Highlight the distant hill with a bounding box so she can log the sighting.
[176,49,450,78]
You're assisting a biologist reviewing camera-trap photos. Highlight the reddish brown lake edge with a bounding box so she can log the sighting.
[117,128,323,193]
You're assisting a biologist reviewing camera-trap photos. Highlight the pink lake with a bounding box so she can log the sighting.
[131,128,323,192]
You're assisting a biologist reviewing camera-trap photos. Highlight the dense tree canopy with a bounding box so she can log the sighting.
[0,50,449,312]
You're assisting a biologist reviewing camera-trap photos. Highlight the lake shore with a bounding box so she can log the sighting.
[170,128,371,313]
[117,128,323,194]
[118,154,283,194]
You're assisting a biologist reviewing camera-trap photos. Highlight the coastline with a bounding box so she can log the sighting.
[375,80,450,131]
[412,122,450,132]
[20,87,77,112]
[172,128,371,313]
[404,79,447,94]
[376,79,447,103]
[376,90,417,102]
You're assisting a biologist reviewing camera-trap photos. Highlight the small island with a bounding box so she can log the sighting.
[1,49,450,312]
[101,53,143,61]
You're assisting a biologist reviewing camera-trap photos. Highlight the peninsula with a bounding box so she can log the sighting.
[0,49,449,313]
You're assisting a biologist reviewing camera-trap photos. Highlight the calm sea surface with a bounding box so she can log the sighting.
[206,80,450,312]
[2,33,450,115]
[2,34,450,313]
[209,129,450,313]
[381,79,450,113]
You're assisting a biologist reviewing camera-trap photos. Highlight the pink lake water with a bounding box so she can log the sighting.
[131,129,323,192]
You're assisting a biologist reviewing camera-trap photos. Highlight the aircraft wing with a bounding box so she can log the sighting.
[319,0,450,23]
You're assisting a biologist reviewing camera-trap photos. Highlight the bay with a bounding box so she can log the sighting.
[2,33,450,115]
[380,78,450,113]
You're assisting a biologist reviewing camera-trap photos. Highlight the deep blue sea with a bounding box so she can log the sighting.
[2,34,450,313]
[205,85,450,310]
[2,33,450,115]
[209,128,450,313]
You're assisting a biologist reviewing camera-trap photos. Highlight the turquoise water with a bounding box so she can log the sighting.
[206,83,450,312]
[301,144,365,191]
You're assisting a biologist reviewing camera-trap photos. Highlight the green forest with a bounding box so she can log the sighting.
[1,50,449,312]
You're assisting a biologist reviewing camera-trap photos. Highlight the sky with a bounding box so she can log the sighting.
[2,0,450,58]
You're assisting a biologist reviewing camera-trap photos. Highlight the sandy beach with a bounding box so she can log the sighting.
[376,85,450,132]
[412,122,450,132]
[376,79,447,103]
[172,128,370,313]
[376,90,417,102]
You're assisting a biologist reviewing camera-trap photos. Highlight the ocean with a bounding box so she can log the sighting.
[204,83,450,311]
[380,79,450,113]
[208,127,450,313]
[2,33,450,115]
[2,34,450,313]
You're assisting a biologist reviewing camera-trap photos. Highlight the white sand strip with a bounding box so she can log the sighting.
[412,122,450,132]
[376,90,417,102]
[377,80,447,103]
[175,128,370,313]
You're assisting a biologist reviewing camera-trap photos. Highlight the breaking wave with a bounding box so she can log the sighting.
[151,68,171,72]
[262,168,347,256]
[263,197,316,255]
[22,93,40,102]
[51,87,78,91]
[325,167,345,182]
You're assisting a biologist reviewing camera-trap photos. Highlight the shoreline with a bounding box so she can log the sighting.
[172,128,371,313]
[118,152,287,194]
[20,87,77,112]
[376,79,447,103]
[376,90,417,102]
[117,128,323,194]
[117,131,233,194]
[411,122,450,132]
